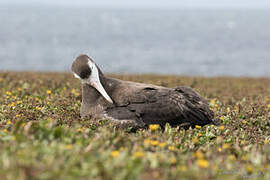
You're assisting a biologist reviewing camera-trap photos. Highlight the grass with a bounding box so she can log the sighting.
[0,72,269,180]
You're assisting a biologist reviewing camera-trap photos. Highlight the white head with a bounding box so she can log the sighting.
[71,55,113,104]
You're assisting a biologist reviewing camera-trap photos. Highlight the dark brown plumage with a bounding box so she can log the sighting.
[72,54,217,129]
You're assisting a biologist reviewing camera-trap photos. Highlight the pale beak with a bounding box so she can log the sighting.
[89,79,114,104]
[79,59,114,104]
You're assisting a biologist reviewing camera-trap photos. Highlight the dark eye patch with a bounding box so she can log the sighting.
[79,66,91,79]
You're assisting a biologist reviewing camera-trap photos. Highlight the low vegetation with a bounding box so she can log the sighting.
[0,72,269,179]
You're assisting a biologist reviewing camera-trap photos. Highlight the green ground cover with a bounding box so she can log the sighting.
[0,72,269,179]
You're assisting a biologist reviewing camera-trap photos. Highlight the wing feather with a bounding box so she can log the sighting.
[105,86,215,128]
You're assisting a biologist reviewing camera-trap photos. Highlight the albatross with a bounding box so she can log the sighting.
[71,54,217,129]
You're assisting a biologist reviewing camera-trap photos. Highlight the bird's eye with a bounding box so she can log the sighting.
[80,68,91,79]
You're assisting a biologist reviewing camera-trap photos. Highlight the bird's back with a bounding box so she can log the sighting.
[105,79,216,128]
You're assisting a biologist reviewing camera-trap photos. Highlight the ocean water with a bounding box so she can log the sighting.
[0,6,270,77]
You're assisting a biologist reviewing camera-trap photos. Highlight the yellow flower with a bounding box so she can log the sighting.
[218,147,222,152]
[228,155,236,161]
[170,157,177,164]
[150,140,159,146]
[197,133,203,137]
[8,102,15,107]
[46,90,51,95]
[179,165,187,172]
[193,150,204,159]
[168,146,175,151]
[65,144,73,150]
[144,139,151,146]
[242,120,247,124]
[149,124,160,131]
[3,129,8,133]
[7,120,12,125]
[17,87,22,91]
[21,123,26,128]
[159,142,167,148]
[222,143,230,149]
[195,125,201,129]
[245,165,254,174]
[71,88,80,97]
[133,151,145,158]
[35,107,42,110]
[192,137,199,144]
[210,98,217,105]
[197,159,209,168]
[6,91,12,96]
[111,150,120,157]
[16,100,22,104]
[77,128,84,132]
[218,125,225,131]
[267,104,270,108]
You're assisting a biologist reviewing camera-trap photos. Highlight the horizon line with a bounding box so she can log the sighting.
[1,2,270,10]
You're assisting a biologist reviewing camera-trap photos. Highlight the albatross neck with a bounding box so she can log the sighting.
[81,75,118,105]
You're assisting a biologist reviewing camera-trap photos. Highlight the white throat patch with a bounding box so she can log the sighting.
[87,60,100,85]
[81,59,113,104]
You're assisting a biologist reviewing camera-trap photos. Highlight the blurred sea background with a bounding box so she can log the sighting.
[1,2,270,76]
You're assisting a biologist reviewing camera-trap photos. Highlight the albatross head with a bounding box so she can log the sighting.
[71,54,113,104]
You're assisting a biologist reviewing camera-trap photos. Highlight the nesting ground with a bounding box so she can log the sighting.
[0,72,269,180]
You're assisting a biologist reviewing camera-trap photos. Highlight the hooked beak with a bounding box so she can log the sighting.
[86,61,113,104]
[88,79,113,104]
